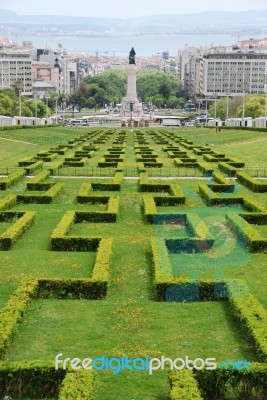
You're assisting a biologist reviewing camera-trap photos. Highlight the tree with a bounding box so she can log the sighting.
[68,90,88,111]
[209,96,243,119]
[153,94,165,107]
[84,71,127,105]
[167,95,180,108]
[136,70,183,106]
[0,94,13,116]
[236,95,265,118]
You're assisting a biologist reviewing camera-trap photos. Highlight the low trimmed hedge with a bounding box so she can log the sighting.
[196,362,267,400]
[27,170,51,190]
[198,163,214,174]
[139,172,170,192]
[237,171,267,192]
[226,213,267,253]
[0,170,26,190]
[169,370,203,400]
[218,161,238,176]
[98,158,119,168]
[37,278,107,300]
[0,194,17,210]
[18,156,35,166]
[17,182,64,204]
[51,209,116,251]
[0,211,36,250]
[0,280,38,358]
[143,195,157,223]
[24,161,43,174]
[243,196,266,213]
[91,172,122,191]
[58,369,94,400]
[199,183,243,206]
[0,361,66,398]
[228,291,267,361]
[151,236,173,291]
[186,212,214,243]
[64,157,87,167]
[50,146,69,155]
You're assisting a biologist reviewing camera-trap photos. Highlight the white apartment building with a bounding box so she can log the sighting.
[0,52,32,93]
[178,45,207,97]
[39,51,78,94]
[195,49,267,97]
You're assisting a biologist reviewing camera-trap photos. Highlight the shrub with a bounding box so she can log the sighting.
[18,156,36,166]
[58,369,94,400]
[0,170,25,190]
[196,362,267,400]
[0,361,66,398]
[218,162,237,176]
[0,280,38,358]
[226,213,267,253]
[17,183,64,204]
[169,370,204,400]
[24,161,43,174]
[27,170,51,190]
[143,195,157,223]
[0,211,36,250]
[237,171,267,192]
[228,292,267,361]
[0,194,17,210]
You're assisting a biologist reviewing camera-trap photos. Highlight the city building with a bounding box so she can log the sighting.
[195,47,267,97]
[178,45,206,97]
[38,50,78,94]
[0,51,32,93]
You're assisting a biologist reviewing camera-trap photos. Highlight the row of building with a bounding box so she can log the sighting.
[0,37,267,102]
[0,47,80,99]
[178,39,267,99]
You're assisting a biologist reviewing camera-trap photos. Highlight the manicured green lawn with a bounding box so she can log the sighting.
[0,126,267,399]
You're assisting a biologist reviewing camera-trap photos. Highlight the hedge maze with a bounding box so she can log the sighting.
[0,127,267,399]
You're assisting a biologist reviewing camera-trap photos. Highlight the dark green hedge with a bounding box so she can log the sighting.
[0,362,66,399]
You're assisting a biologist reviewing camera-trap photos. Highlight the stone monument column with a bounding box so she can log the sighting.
[121,47,143,121]
[126,64,138,101]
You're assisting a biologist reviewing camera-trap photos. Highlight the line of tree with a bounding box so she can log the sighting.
[1,72,267,119]
[208,94,267,119]
[81,70,186,109]
[0,89,52,118]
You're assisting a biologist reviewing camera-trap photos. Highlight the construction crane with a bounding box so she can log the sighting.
[95,50,115,59]
[94,51,116,76]
[95,50,108,59]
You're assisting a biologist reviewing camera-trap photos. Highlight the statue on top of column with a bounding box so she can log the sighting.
[129,47,136,65]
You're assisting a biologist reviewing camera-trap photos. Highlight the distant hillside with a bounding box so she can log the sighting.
[1,9,267,34]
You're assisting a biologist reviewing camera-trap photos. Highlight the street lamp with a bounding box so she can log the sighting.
[35,95,38,119]
[45,95,50,119]
[265,74,267,128]
[226,89,231,121]
[19,90,22,118]
[242,90,246,124]
[55,98,58,125]
[214,93,217,120]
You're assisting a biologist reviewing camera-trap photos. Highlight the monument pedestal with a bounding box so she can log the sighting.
[121,64,143,120]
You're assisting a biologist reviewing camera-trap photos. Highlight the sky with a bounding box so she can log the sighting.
[1,0,267,19]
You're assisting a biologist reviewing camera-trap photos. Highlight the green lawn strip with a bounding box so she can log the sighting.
[107,180,154,301]
[4,300,255,399]
[0,283,16,310]
[0,205,96,280]
[1,127,267,399]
